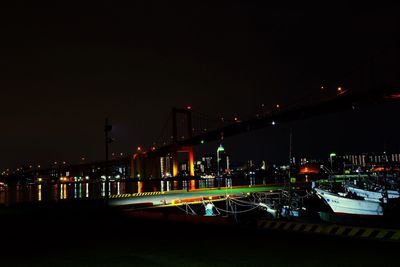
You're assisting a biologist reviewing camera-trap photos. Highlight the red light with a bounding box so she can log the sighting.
[187,105,192,110]
[137,146,142,151]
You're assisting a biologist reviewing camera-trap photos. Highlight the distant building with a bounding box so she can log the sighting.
[333,152,400,175]
[160,155,173,178]
[339,152,400,167]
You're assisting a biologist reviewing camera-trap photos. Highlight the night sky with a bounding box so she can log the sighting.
[1,2,400,169]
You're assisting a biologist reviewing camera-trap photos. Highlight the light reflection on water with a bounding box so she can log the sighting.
[0,177,265,205]
[137,181,143,193]
[86,183,89,198]
[79,183,82,199]
[38,184,42,202]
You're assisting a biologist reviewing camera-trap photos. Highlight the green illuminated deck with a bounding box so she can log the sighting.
[109,185,285,207]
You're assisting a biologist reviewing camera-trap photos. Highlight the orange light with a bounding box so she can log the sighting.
[388,93,400,99]
[372,167,385,172]
[137,146,142,151]
[190,180,196,191]
[299,164,320,174]
[137,181,143,193]
[337,87,342,92]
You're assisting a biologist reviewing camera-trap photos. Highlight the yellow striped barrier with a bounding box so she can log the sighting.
[110,192,165,199]
[257,219,400,242]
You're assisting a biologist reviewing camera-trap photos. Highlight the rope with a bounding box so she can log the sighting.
[214,202,261,214]
[229,198,258,207]
[187,203,197,215]
[175,203,196,215]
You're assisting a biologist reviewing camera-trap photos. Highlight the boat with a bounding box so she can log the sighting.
[314,188,383,217]
[345,184,399,203]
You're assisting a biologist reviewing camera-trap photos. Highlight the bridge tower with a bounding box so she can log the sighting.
[171,107,195,177]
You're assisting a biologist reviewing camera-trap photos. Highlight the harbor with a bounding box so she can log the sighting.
[2,3,400,266]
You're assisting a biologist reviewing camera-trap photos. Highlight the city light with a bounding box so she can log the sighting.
[337,86,346,95]
[217,144,225,153]
[216,144,225,177]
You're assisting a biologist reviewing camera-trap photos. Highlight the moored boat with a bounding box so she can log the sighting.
[345,184,399,203]
[314,188,383,217]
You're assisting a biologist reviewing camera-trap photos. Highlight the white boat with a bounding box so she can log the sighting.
[345,185,399,203]
[314,188,383,216]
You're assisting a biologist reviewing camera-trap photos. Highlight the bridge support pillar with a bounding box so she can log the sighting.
[172,153,179,177]
[188,147,195,177]
[171,146,195,177]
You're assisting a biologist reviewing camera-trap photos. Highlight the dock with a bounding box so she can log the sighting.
[109,184,285,207]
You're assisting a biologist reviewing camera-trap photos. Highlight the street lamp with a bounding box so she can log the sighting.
[216,144,225,177]
[329,153,336,172]
[104,118,113,204]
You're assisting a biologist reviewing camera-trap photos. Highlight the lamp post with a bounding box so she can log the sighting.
[329,153,336,172]
[104,118,113,205]
[216,144,225,177]
[217,144,229,216]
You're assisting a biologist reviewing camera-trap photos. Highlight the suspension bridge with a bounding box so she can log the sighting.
[131,85,400,179]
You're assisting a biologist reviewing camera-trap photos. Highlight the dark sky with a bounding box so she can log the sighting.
[1,2,400,169]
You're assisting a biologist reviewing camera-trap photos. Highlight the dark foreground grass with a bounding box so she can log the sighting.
[0,202,398,267]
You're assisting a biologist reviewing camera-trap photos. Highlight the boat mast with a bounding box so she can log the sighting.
[288,128,293,211]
